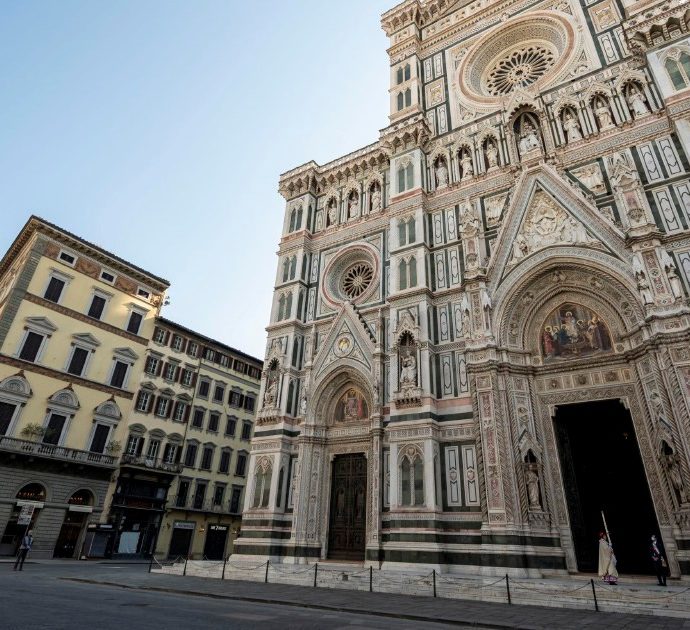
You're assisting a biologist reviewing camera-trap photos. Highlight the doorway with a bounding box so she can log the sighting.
[554,399,660,574]
[53,512,87,558]
[203,525,228,560]
[327,453,367,561]
[168,523,194,558]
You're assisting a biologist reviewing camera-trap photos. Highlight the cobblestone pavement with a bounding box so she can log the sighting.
[1,561,689,629]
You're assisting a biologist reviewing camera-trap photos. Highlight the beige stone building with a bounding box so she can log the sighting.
[0,216,168,559]
[138,319,262,560]
[235,0,690,579]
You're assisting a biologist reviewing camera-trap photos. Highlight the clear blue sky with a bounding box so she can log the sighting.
[0,1,392,358]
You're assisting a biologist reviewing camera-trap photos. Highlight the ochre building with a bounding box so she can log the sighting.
[0,217,168,559]
[235,0,690,577]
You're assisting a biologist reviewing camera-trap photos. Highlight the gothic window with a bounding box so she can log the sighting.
[404,63,411,81]
[408,256,417,287]
[296,290,305,321]
[277,294,286,321]
[289,256,297,279]
[285,292,292,319]
[276,466,285,508]
[399,446,424,507]
[398,257,417,290]
[397,162,414,193]
[404,88,411,107]
[252,459,273,509]
[665,52,690,90]
[397,91,404,111]
[398,217,416,246]
[341,262,374,299]
[398,259,408,291]
[282,259,289,282]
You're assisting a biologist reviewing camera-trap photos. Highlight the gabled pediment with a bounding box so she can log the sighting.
[487,165,629,292]
[113,347,139,362]
[25,316,57,334]
[72,333,101,348]
[311,302,375,379]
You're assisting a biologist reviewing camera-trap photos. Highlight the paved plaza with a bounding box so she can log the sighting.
[2,561,690,629]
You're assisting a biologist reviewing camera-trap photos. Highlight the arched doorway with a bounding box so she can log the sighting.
[54,490,93,558]
[326,388,369,561]
[0,483,45,556]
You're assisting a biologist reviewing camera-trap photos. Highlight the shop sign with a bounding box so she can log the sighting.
[173,521,195,530]
[17,504,34,526]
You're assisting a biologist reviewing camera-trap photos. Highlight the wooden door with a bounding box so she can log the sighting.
[327,454,367,561]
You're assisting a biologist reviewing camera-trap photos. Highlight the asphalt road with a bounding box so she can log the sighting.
[0,563,464,630]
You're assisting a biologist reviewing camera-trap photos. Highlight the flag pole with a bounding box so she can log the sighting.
[601,510,613,549]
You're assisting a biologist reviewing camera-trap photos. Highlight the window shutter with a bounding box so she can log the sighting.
[191,373,198,387]
[174,366,181,382]
[166,399,173,418]
[184,404,191,423]
[135,390,144,410]
[152,396,159,415]
[180,338,188,353]
[135,438,144,456]
[147,394,155,414]
[155,360,163,377]
[164,331,171,345]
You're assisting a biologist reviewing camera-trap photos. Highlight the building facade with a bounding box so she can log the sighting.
[145,319,262,560]
[235,0,690,577]
[0,216,168,559]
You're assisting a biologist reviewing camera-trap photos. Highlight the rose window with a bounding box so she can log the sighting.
[485,46,556,96]
[341,262,374,299]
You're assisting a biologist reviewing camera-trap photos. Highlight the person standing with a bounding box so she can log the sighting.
[13,530,33,571]
[598,531,618,585]
[650,535,668,586]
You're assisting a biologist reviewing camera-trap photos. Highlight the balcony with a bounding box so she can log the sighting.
[120,454,183,474]
[170,495,240,515]
[0,435,117,469]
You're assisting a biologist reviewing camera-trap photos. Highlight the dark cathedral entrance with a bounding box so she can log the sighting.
[327,453,367,561]
[554,400,660,575]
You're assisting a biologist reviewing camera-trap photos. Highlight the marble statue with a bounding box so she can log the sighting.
[485,141,499,169]
[526,468,541,509]
[563,111,582,142]
[518,120,540,154]
[435,160,449,188]
[371,186,382,212]
[628,84,649,118]
[595,101,614,130]
[460,152,474,179]
[400,351,417,386]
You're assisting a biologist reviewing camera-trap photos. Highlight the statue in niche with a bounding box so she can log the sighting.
[370,184,382,212]
[518,119,541,155]
[660,250,684,299]
[459,150,474,179]
[326,200,337,226]
[400,351,417,386]
[334,388,369,422]
[459,201,479,238]
[627,83,650,118]
[485,140,499,170]
[348,193,359,219]
[263,371,278,407]
[541,303,612,362]
[576,164,605,194]
[526,468,542,510]
[633,255,654,304]
[562,110,583,142]
[435,158,449,188]
[664,449,688,505]
[593,97,615,130]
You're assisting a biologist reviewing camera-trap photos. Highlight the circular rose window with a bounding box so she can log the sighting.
[485,45,556,96]
[341,262,374,300]
[322,243,380,306]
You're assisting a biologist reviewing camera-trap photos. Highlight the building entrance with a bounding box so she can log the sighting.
[554,399,659,574]
[53,512,87,558]
[327,453,367,561]
[203,525,228,560]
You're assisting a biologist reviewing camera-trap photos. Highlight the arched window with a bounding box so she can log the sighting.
[68,489,94,506]
[400,447,424,506]
[282,259,289,283]
[407,218,416,244]
[405,162,414,188]
[680,52,690,81]
[296,206,303,230]
[288,209,297,232]
[666,58,686,89]
[399,259,408,290]
[276,466,285,508]
[277,295,286,321]
[408,256,417,287]
[289,256,297,280]
[398,220,407,247]
[285,293,293,320]
[404,64,411,81]
[397,165,406,193]
[396,67,404,85]
[296,291,304,322]
[397,91,404,111]
[404,88,412,107]
[17,483,46,502]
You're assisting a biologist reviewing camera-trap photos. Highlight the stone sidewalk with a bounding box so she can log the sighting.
[66,570,690,629]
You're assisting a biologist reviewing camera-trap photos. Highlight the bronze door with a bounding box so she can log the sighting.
[327,453,367,560]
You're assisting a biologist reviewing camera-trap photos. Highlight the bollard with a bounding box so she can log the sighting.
[369,566,373,592]
[313,563,318,588]
[183,556,188,576]
[148,554,154,574]
[265,560,270,583]
[222,556,227,580]
[590,578,599,612]
[505,574,512,605]
[433,569,437,598]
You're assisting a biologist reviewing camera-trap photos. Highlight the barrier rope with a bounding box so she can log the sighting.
[598,582,690,601]
[269,563,317,575]
[225,560,269,571]
[510,580,592,596]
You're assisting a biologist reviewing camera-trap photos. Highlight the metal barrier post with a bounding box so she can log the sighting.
[222,556,227,580]
[433,569,437,597]
[183,556,188,576]
[505,574,512,605]
[590,579,599,612]
[369,566,373,592]
[264,561,270,583]
[313,563,318,588]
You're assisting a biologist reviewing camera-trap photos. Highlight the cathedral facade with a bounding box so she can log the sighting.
[234,0,690,577]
